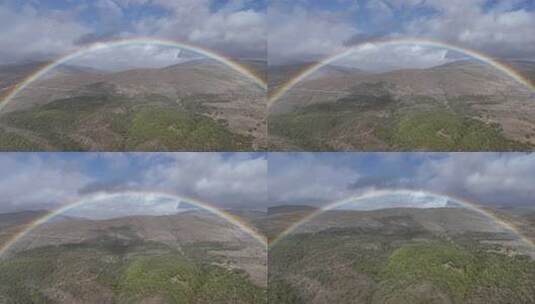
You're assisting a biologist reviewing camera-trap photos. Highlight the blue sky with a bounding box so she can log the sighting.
[2,0,266,35]
[0,153,267,213]
[1,152,535,213]
[0,0,267,64]
[269,0,535,67]
[2,1,534,69]
[268,153,535,208]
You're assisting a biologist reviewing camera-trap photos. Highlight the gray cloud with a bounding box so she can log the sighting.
[0,153,267,214]
[268,2,359,64]
[0,155,93,212]
[268,153,360,205]
[129,0,266,57]
[138,153,268,209]
[417,153,535,207]
[0,3,91,63]
[74,32,121,46]
[268,153,535,208]
[3,153,535,214]
[0,0,266,65]
[343,33,386,47]
[268,0,535,67]
[70,45,191,71]
[336,44,450,71]
[400,0,535,59]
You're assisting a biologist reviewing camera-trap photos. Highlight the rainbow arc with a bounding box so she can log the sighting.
[268,37,535,108]
[0,37,267,113]
[269,189,535,252]
[0,190,268,259]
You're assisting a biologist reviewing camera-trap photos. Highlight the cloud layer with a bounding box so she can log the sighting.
[0,153,267,213]
[3,1,533,70]
[0,0,266,65]
[268,0,535,68]
[268,153,535,208]
[1,153,534,213]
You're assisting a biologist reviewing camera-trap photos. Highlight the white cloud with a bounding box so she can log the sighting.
[337,44,450,71]
[62,193,184,219]
[2,153,535,212]
[268,0,535,66]
[268,153,535,208]
[419,153,535,206]
[401,1,535,59]
[0,153,268,213]
[0,0,266,65]
[130,0,266,57]
[139,153,268,209]
[188,9,266,55]
[268,154,360,204]
[71,44,191,71]
[340,191,452,210]
[0,4,91,63]
[0,155,93,212]
[268,3,359,64]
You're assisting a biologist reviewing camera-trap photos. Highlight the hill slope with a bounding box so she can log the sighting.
[268,207,535,304]
[269,60,535,151]
[0,60,266,151]
[0,211,267,303]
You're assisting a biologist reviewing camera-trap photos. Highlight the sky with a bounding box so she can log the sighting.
[0,0,267,68]
[0,153,267,214]
[3,1,534,71]
[2,152,535,214]
[268,153,535,209]
[269,0,535,69]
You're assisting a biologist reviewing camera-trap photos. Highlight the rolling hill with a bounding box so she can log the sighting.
[267,206,535,304]
[0,210,267,303]
[268,60,535,151]
[0,59,267,151]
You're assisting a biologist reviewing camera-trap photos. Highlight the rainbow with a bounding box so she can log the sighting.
[0,190,267,258]
[269,189,535,251]
[268,37,535,108]
[0,37,267,113]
